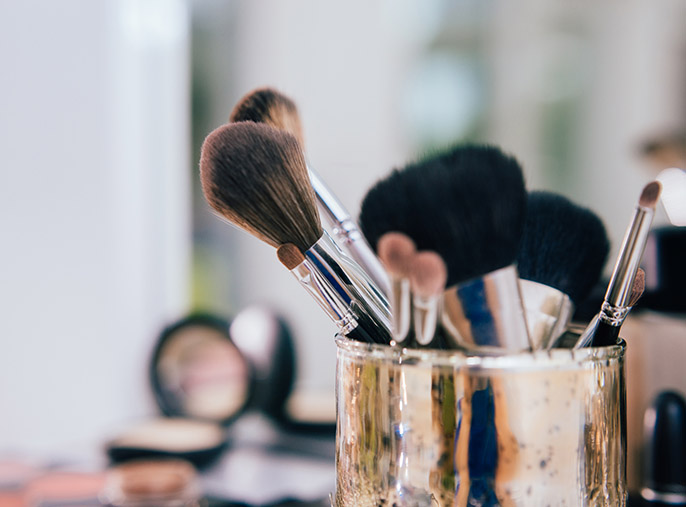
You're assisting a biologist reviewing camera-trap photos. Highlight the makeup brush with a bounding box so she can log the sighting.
[200,121,391,344]
[517,191,610,349]
[229,87,391,296]
[376,232,416,345]
[360,144,531,351]
[409,251,448,347]
[577,181,661,348]
[574,268,645,348]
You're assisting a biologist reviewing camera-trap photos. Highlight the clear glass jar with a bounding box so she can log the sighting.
[334,338,626,506]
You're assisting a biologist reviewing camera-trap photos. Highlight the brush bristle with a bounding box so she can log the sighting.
[409,251,447,298]
[377,232,416,278]
[629,268,645,307]
[359,144,527,286]
[200,121,322,251]
[276,243,305,270]
[517,191,610,304]
[638,181,662,209]
[229,87,305,146]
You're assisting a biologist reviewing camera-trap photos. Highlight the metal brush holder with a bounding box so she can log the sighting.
[333,337,626,506]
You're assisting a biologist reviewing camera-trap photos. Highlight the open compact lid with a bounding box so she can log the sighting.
[150,314,255,425]
[107,314,256,469]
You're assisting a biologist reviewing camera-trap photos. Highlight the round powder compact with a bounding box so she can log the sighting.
[103,459,201,506]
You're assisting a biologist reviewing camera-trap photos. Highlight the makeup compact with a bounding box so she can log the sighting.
[102,459,201,507]
[106,307,320,470]
[106,314,254,469]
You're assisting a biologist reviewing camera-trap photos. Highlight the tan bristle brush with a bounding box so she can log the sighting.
[376,232,416,345]
[230,87,391,296]
[409,251,448,347]
[200,121,391,344]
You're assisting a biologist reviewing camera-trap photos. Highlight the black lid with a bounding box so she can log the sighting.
[643,390,686,501]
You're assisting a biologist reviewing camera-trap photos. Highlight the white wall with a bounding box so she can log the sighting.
[0,0,191,456]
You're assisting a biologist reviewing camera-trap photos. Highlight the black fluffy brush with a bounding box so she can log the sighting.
[200,122,391,344]
[229,87,391,296]
[360,145,526,286]
[517,191,610,348]
[359,144,531,351]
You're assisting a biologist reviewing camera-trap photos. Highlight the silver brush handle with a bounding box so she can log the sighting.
[412,294,440,346]
[519,279,574,350]
[309,232,392,339]
[390,277,412,344]
[441,265,532,352]
[307,167,391,296]
[288,258,360,336]
[605,204,655,307]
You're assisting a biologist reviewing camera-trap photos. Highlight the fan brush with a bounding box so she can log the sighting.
[200,121,391,344]
[229,87,390,295]
[360,144,531,351]
[517,191,610,349]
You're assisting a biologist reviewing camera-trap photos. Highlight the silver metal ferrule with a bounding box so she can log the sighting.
[441,265,532,352]
[605,204,655,308]
[288,256,359,336]
[412,293,441,346]
[308,166,391,296]
[598,301,631,327]
[519,279,574,350]
[390,277,412,344]
[307,231,393,338]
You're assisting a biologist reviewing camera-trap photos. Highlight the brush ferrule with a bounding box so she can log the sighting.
[308,167,350,226]
[308,231,392,340]
[605,205,655,308]
[519,280,574,350]
[598,301,631,327]
[390,277,412,344]
[412,294,440,346]
[288,257,359,335]
[308,167,391,296]
[441,265,532,352]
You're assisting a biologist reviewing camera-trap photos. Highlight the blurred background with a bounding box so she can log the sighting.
[1,0,684,504]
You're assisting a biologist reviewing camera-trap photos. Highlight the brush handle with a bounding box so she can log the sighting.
[412,294,440,347]
[605,203,655,308]
[389,276,412,345]
[311,232,392,334]
[305,232,392,344]
[519,280,574,350]
[441,265,532,352]
[308,167,391,296]
[575,301,631,348]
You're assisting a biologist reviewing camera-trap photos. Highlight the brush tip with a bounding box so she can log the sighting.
[277,243,305,270]
[377,232,416,277]
[639,181,662,208]
[409,251,447,299]
[199,121,321,251]
[229,87,305,146]
[629,268,646,307]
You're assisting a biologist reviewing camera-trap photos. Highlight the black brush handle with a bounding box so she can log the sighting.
[590,320,621,347]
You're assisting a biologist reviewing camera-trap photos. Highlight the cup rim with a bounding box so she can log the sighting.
[334,335,625,372]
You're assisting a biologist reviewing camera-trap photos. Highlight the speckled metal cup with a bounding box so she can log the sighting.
[333,338,626,506]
